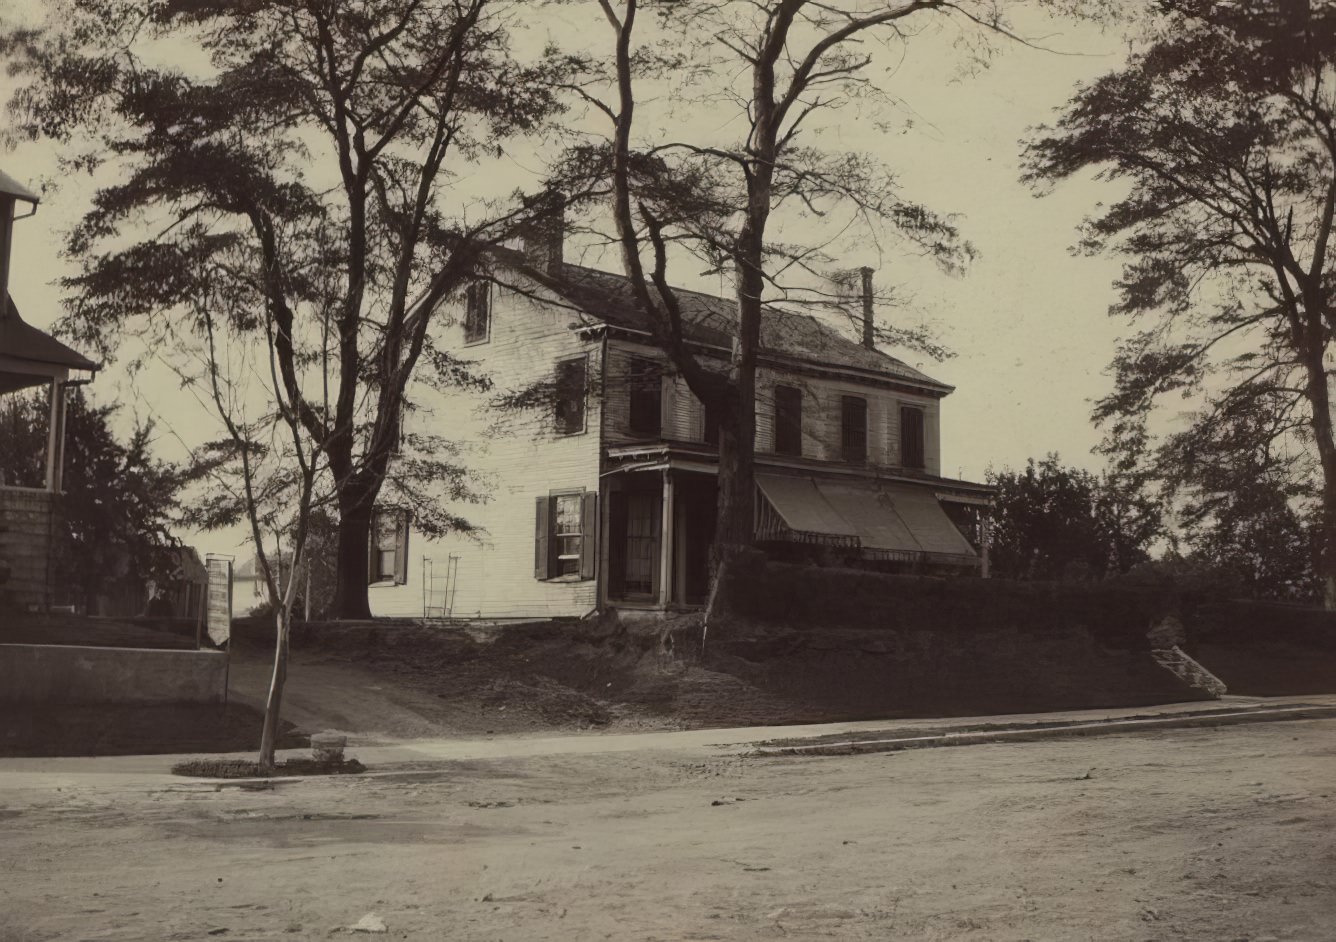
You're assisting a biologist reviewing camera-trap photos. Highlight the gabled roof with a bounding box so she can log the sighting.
[521,260,952,393]
[1,296,99,373]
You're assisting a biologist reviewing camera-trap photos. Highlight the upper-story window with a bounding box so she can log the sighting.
[840,395,868,464]
[463,281,490,344]
[773,384,803,457]
[900,404,926,469]
[627,357,662,436]
[554,355,587,435]
[702,400,719,446]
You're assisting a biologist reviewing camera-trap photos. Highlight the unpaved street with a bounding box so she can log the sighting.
[3,719,1334,941]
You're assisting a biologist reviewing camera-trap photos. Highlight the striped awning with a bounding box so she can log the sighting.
[756,473,978,561]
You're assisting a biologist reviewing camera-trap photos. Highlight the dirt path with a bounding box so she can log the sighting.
[3,719,1334,941]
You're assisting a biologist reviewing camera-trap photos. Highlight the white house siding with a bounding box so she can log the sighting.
[368,283,603,620]
[754,368,942,474]
[602,343,943,473]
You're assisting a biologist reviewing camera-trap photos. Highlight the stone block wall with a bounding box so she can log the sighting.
[0,488,57,612]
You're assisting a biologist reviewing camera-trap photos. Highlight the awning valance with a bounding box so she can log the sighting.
[756,473,978,562]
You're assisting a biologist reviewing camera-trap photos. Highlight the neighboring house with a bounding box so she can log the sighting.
[0,169,99,613]
[370,212,993,621]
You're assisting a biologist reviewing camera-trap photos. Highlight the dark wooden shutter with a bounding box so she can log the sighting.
[900,405,925,469]
[774,385,802,456]
[394,511,410,585]
[534,496,551,580]
[841,396,868,463]
[579,491,598,580]
[628,358,662,436]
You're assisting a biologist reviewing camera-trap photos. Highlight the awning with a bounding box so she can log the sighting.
[756,473,977,561]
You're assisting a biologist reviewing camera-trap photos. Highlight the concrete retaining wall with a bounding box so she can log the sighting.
[0,644,228,705]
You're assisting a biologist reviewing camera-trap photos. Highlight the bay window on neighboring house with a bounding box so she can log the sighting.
[369,507,410,585]
[840,395,868,464]
[627,356,662,436]
[554,355,588,435]
[900,404,926,470]
[534,490,597,581]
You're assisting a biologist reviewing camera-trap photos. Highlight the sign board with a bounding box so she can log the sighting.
[205,556,233,647]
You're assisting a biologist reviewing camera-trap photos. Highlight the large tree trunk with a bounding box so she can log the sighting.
[330,479,375,620]
[257,606,290,771]
[1298,295,1336,608]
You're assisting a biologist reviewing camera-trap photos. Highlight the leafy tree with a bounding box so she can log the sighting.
[1023,0,1336,604]
[558,0,1010,601]
[1179,477,1318,601]
[0,388,181,612]
[4,0,570,619]
[986,454,1163,581]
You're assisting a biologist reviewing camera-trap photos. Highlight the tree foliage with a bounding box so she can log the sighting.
[986,455,1163,582]
[0,388,182,612]
[1023,0,1336,603]
[4,0,570,618]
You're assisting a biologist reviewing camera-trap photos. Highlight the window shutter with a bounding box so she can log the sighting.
[534,495,551,580]
[395,512,410,585]
[579,491,598,580]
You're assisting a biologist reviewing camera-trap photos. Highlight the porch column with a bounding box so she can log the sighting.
[44,378,66,493]
[980,512,991,579]
[659,469,675,608]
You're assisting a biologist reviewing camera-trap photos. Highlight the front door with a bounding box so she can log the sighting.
[609,487,660,601]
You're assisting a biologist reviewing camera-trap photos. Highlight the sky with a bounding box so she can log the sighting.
[1,1,1135,555]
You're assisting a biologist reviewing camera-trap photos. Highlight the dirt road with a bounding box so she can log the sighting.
[3,718,1334,941]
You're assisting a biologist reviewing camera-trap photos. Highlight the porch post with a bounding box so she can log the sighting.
[44,377,66,493]
[980,511,991,579]
[659,469,675,608]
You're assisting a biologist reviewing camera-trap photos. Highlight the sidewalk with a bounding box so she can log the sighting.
[3,693,1333,788]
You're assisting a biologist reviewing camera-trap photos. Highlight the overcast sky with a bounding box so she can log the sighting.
[2,2,1132,555]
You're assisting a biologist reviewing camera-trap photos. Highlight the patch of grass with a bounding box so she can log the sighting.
[171,756,366,778]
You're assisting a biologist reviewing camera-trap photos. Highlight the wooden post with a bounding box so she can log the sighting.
[980,512,991,579]
[660,469,675,609]
[45,378,66,493]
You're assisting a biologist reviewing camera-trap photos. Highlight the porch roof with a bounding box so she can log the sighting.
[756,472,978,560]
[1,296,99,387]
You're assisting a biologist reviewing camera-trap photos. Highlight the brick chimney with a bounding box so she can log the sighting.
[860,266,875,350]
[520,190,566,276]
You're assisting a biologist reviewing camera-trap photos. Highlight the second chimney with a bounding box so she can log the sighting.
[521,190,566,276]
[860,266,875,350]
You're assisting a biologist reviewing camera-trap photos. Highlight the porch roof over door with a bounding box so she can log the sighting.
[756,473,978,561]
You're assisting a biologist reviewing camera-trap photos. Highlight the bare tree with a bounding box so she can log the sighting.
[559,0,1000,599]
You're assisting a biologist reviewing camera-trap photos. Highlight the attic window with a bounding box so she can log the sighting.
[463,282,490,344]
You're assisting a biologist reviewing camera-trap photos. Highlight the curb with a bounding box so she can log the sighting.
[752,704,1336,757]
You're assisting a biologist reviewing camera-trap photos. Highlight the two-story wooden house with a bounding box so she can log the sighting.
[368,223,992,621]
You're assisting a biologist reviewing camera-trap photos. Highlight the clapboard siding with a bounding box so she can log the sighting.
[602,342,942,470]
[369,283,603,620]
